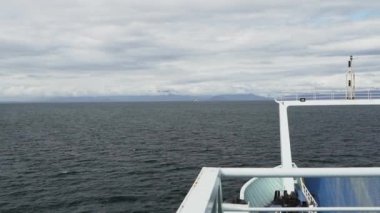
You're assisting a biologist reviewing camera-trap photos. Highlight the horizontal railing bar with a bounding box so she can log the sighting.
[220,167,380,177]
[277,99,380,106]
[222,205,380,212]
[277,89,380,101]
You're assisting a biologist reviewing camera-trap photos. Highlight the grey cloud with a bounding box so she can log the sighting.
[0,41,56,58]
[0,0,380,98]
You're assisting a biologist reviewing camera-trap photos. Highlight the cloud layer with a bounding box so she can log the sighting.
[1,0,380,99]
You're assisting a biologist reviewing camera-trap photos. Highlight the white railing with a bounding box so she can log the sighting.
[177,167,380,213]
[277,89,380,101]
[298,177,318,212]
[222,206,380,212]
[177,168,223,213]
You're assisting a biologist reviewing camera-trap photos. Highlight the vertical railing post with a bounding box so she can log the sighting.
[368,89,371,100]
[217,178,223,213]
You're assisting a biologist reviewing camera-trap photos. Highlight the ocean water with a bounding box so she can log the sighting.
[0,101,379,212]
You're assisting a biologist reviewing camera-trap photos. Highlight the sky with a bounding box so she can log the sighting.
[1,0,380,99]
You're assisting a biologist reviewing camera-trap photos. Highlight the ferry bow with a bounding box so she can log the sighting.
[177,57,380,213]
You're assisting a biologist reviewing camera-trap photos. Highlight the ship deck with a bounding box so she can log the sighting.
[177,167,380,212]
[178,92,380,213]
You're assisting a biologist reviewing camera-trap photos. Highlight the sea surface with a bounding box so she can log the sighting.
[0,101,379,212]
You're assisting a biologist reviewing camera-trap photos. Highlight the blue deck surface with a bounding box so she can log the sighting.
[305,177,380,208]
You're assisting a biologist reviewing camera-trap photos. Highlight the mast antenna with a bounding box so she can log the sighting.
[346,55,355,99]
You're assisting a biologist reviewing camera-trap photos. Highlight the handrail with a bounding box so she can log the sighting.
[222,205,380,212]
[277,89,380,101]
[220,167,380,177]
[177,168,222,213]
[298,177,318,212]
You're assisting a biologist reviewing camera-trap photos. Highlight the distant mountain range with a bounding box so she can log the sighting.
[208,94,269,101]
[31,93,270,103]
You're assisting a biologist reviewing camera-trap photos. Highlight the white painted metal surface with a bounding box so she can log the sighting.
[278,101,295,192]
[220,167,380,177]
[222,203,249,213]
[277,98,380,107]
[240,177,284,206]
[278,89,380,101]
[177,167,222,213]
[222,205,380,212]
[239,165,284,204]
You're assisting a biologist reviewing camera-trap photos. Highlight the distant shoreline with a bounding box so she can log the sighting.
[0,94,271,103]
[0,100,274,104]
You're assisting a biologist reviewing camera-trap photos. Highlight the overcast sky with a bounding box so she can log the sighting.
[1,0,380,99]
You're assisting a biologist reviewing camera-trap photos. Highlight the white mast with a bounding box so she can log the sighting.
[278,102,295,193]
[346,55,355,99]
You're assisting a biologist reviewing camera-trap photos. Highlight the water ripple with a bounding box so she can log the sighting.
[0,102,379,212]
